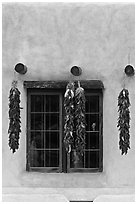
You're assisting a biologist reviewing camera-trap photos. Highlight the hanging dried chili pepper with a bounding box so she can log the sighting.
[8,81,22,153]
[117,88,130,155]
[64,82,75,153]
[75,81,86,155]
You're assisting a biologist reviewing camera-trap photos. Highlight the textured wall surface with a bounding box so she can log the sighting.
[2,3,135,191]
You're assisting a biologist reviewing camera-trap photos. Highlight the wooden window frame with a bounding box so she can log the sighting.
[26,89,64,173]
[25,81,104,173]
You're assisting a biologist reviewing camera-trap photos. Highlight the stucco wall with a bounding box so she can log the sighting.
[2,3,135,189]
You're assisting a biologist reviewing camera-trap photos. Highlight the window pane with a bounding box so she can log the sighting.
[31,113,44,130]
[85,95,99,113]
[86,114,99,131]
[45,132,59,148]
[31,95,44,112]
[28,92,61,170]
[85,151,99,168]
[44,150,59,167]
[85,132,99,149]
[30,150,44,167]
[45,113,59,130]
[70,150,84,168]
[45,95,59,112]
[30,132,44,149]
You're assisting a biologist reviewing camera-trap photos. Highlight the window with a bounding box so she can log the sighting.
[26,81,103,173]
[27,90,63,172]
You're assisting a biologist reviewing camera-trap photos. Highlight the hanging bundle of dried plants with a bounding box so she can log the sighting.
[117,89,130,155]
[64,82,75,153]
[64,81,86,155]
[8,81,22,153]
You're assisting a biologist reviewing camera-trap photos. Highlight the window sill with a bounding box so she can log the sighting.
[27,167,103,173]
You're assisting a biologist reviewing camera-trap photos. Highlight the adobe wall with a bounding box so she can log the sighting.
[2,3,135,189]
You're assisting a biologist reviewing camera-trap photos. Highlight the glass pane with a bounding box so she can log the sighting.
[31,113,44,130]
[86,114,99,131]
[85,132,99,149]
[45,113,59,130]
[45,132,59,148]
[85,95,99,113]
[85,151,99,168]
[44,150,59,167]
[30,150,44,167]
[30,132,44,149]
[70,150,84,168]
[31,95,44,112]
[45,95,59,112]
